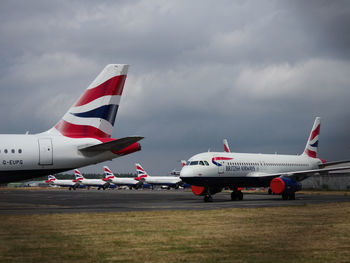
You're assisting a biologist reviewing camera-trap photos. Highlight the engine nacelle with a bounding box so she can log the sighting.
[270,177,301,195]
[191,186,222,196]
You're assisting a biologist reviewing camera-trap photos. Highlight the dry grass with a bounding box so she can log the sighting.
[0,203,350,263]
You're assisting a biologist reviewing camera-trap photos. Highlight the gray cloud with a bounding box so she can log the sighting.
[0,0,349,175]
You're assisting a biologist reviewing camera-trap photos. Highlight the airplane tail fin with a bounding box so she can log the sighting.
[135,163,149,180]
[103,166,115,181]
[46,175,56,183]
[74,169,84,181]
[303,117,321,158]
[50,64,129,138]
[223,139,230,153]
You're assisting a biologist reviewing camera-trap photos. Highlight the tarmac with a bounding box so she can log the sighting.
[1,188,350,215]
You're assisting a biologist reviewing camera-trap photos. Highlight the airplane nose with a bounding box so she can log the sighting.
[180,167,193,178]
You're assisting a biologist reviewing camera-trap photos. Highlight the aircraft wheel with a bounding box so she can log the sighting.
[69,187,72,191]
[289,192,296,200]
[238,191,243,201]
[204,195,213,202]
[268,188,272,195]
[231,192,237,201]
[282,193,288,200]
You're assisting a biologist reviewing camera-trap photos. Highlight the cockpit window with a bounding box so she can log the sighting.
[186,161,190,166]
[190,161,198,165]
[199,161,204,165]
[204,161,209,166]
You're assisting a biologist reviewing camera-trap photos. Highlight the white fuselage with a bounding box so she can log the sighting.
[144,176,182,186]
[110,177,139,186]
[78,178,106,187]
[47,179,75,187]
[0,134,119,183]
[180,152,322,187]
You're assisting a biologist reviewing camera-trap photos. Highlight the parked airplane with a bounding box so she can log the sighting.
[180,117,350,202]
[74,169,109,190]
[135,163,183,189]
[170,160,186,176]
[45,175,79,190]
[0,64,143,184]
[223,139,230,153]
[103,166,142,189]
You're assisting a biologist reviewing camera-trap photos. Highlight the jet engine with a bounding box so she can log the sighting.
[270,177,301,200]
[191,185,222,196]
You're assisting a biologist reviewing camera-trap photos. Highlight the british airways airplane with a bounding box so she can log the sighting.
[103,166,142,189]
[180,117,350,202]
[45,175,79,190]
[0,64,143,183]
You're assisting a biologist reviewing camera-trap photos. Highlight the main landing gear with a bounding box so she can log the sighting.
[231,189,243,201]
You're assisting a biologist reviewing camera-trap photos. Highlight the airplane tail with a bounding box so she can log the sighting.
[74,169,84,182]
[50,64,129,138]
[302,117,321,158]
[223,139,230,153]
[45,175,56,183]
[103,166,115,181]
[135,163,149,180]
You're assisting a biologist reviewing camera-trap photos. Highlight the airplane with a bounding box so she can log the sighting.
[0,64,143,184]
[223,139,230,153]
[45,175,79,190]
[180,117,350,202]
[103,166,142,189]
[74,169,110,190]
[135,163,183,189]
[170,160,186,176]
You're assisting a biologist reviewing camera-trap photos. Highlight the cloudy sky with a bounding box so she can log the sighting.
[1,0,350,175]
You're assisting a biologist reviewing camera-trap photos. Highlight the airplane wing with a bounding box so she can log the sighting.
[78,136,144,152]
[247,165,350,181]
[319,159,350,168]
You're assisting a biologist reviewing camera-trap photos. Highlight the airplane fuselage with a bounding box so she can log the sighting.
[0,134,122,183]
[180,152,322,188]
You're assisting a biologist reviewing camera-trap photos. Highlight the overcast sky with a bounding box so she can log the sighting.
[1,0,350,175]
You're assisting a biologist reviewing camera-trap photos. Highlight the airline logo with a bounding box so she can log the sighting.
[103,166,115,181]
[54,64,128,139]
[46,175,56,183]
[212,157,233,166]
[73,169,84,182]
[135,164,148,180]
[305,123,320,158]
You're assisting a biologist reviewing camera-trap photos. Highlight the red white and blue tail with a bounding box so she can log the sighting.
[45,175,56,183]
[303,117,321,158]
[74,169,84,182]
[135,163,149,180]
[50,64,128,138]
[223,139,230,153]
[103,166,115,181]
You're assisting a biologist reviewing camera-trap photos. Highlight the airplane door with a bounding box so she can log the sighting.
[38,138,53,165]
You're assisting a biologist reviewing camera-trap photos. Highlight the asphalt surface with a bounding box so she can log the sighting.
[1,188,350,215]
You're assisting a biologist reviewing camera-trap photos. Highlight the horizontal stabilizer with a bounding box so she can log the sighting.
[319,159,350,168]
[79,136,143,152]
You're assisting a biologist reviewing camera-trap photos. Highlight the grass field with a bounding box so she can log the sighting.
[1,202,350,263]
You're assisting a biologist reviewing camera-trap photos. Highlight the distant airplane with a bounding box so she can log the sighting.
[170,160,186,176]
[74,169,109,190]
[223,139,230,153]
[45,175,79,190]
[135,163,183,189]
[103,166,142,189]
[180,117,350,202]
[0,64,143,184]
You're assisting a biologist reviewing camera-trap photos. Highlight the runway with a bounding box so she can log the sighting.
[1,188,350,215]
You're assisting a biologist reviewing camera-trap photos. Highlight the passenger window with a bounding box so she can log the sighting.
[18,149,22,154]
[11,149,15,154]
[4,149,8,154]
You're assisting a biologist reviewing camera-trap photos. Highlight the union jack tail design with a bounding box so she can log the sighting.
[74,169,84,182]
[46,175,56,183]
[50,64,129,138]
[303,117,321,158]
[103,166,115,181]
[223,139,230,153]
[135,163,149,180]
